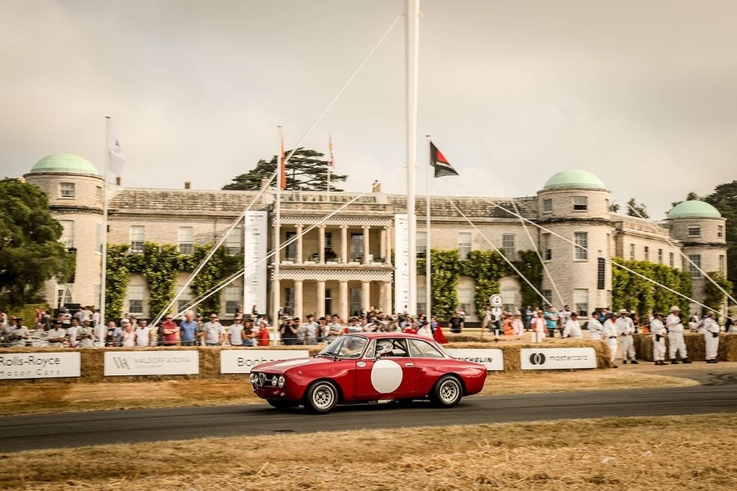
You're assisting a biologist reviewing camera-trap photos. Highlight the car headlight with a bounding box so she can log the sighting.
[249,373,257,384]
[278,375,285,388]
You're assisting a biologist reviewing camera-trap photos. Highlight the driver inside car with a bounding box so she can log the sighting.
[375,341,393,357]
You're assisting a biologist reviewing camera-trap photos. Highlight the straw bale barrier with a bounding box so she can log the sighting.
[633,333,737,362]
[0,340,610,386]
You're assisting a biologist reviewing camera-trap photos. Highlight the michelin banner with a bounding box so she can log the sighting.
[520,347,597,370]
[0,352,81,379]
[220,350,310,374]
[446,349,504,371]
[104,351,199,376]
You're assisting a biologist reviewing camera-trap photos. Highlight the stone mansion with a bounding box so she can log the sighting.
[24,152,727,322]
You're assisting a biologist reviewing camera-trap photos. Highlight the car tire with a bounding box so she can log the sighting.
[432,375,462,408]
[267,399,295,411]
[305,380,338,414]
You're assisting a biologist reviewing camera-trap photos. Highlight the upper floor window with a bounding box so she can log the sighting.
[629,243,635,261]
[59,220,75,250]
[687,226,701,238]
[458,232,472,260]
[542,233,552,261]
[130,226,145,253]
[573,196,588,211]
[688,254,702,278]
[542,198,552,213]
[225,228,242,255]
[178,226,194,255]
[669,251,675,268]
[574,232,588,260]
[416,231,427,257]
[657,248,663,264]
[95,186,102,202]
[719,255,726,274]
[95,223,102,254]
[644,246,650,261]
[60,182,75,198]
[502,234,515,258]
[718,225,724,238]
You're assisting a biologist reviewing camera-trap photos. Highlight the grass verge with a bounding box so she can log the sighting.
[1,414,735,490]
[0,370,696,416]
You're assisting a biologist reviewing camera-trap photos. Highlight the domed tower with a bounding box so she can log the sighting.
[666,200,727,313]
[536,169,613,316]
[24,153,104,310]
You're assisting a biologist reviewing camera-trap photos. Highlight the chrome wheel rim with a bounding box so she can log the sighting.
[312,384,335,410]
[439,379,460,404]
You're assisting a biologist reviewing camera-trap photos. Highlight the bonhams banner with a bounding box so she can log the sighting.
[0,352,81,379]
[220,350,310,374]
[520,347,597,370]
[104,351,199,376]
[446,349,504,371]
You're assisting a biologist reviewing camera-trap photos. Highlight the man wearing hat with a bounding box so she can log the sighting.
[699,312,720,363]
[587,310,604,341]
[615,309,638,364]
[650,312,667,365]
[47,320,67,348]
[666,306,691,364]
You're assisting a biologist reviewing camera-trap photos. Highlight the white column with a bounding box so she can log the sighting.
[341,225,348,263]
[363,226,371,264]
[380,227,387,263]
[319,225,326,264]
[339,280,349,321]
[362,281,371,313]
[385,226,392,265]
[295,224,303,264]
[294,279,303,320]
[317,280,326,318]
[383,280,393,313]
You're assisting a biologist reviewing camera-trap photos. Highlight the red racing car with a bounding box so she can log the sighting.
[249,332,487,413]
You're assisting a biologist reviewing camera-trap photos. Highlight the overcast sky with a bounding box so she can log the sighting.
[2,0,736,218]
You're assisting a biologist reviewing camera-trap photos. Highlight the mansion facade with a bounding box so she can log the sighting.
[24,153,728,321]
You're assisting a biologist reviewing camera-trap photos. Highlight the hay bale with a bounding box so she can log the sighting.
[634,333,734,361]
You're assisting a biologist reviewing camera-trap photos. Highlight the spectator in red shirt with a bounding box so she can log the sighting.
[161,315,179,346]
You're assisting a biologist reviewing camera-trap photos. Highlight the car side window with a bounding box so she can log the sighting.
[375,338,409,357]
[408,339,444,358]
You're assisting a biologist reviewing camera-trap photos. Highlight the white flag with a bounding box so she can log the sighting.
[108,123,125,176]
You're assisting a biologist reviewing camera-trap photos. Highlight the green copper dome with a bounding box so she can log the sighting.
[667,200,721,219]
[30,153,100,175]
[543,169,606,190]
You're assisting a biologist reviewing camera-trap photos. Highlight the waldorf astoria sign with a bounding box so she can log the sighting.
[104,351,199,376]
[0,352,81,379]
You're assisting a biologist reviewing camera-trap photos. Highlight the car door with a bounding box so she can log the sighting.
[355,338,417,399]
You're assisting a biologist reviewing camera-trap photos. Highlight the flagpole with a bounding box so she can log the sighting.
[100,116,111,326]
[425,135,432,320]
[272,125,282,345]
[406,0,420,316]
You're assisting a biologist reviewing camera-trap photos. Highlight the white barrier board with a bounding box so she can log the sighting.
[0,352,81,379]
[520,347,597,370]
[104,351,199,376]
[446,349,504,371]
[221,350,310,374]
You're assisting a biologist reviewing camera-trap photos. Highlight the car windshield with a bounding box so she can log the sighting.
[317,335,368,359]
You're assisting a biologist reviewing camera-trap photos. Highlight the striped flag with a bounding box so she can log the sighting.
[108,122,125,176]
[429,141,458,178]
[328,133,335,168]
[279,132,287,190]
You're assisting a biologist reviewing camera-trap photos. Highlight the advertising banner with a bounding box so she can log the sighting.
[104,351,199,376]
[520,347,597,370]
[446,348,504,371]
[220,349,310,374]
[0,352,81,379]
[244,211,268,315]
[394,213,410,314]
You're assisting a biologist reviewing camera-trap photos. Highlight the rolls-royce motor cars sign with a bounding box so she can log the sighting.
[0,352,81,379]
[520,348,597,370]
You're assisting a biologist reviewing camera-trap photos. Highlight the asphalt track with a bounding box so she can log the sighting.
[2,378,736,453]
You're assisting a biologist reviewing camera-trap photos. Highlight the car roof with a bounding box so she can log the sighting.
[346,332,427,340]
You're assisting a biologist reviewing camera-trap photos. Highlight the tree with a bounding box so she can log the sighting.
[223,148,347,192]
[704,180,737,296]
[671,191,701,209]
[626,198,649,219]
[0,178,74,309]
[608,201,620,213]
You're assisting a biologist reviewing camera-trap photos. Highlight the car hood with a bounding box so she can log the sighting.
[252,356,343,374]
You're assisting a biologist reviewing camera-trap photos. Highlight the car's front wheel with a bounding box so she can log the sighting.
[305,380,338,413]
[432,375,462,408]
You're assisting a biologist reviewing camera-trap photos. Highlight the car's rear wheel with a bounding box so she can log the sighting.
[305,381,338,413]
[432,375,462,408]
[267,399,295,411]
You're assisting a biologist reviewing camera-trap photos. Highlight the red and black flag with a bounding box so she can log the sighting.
[430,141,458,178]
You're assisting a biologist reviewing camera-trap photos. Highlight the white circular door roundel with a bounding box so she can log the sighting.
[370,359,403,393]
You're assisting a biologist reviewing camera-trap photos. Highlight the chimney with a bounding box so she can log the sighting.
[184,181,191,190]
[115,177,121,186]
[372,180,381,193]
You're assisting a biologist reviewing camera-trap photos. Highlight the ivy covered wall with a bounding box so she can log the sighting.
[611,257,692,318]
[105,243,242,320]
